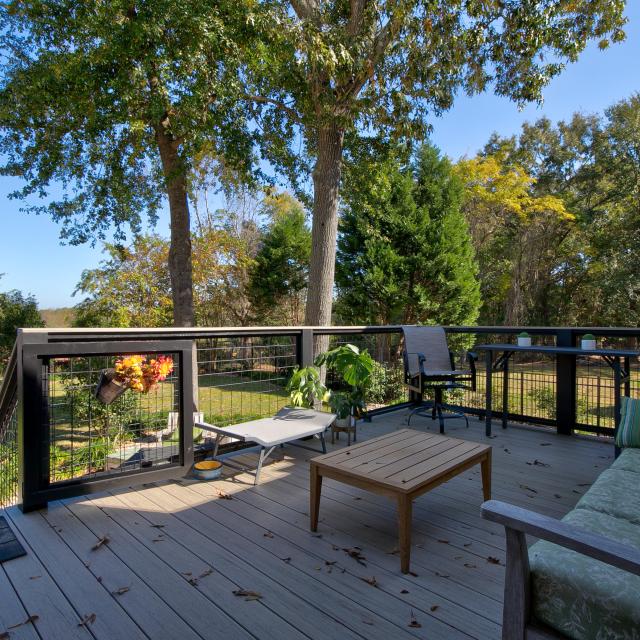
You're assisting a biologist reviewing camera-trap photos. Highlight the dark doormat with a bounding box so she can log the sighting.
[0,515,26,563]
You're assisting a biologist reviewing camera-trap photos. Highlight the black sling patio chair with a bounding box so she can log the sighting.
[402,325,477,432]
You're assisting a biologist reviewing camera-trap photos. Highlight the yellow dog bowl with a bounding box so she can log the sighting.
[194,460,222,480]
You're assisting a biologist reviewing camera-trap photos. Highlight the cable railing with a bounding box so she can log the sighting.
[0,325,637,510]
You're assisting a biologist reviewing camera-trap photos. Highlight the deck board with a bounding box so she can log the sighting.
[0,411,613,640]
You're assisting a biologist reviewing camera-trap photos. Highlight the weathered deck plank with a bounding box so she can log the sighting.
[0,412,611,640]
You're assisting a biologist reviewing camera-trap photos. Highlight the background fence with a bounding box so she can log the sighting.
[1,325,638,509]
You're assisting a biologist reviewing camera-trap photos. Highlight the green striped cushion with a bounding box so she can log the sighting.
[616,396,640,448]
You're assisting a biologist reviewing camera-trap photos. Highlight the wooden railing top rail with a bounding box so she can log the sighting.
[18,325,640,343]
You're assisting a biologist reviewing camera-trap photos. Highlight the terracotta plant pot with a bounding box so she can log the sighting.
[95,369,127,405]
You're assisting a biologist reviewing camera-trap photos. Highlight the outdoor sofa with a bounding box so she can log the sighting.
[482,446,640,640]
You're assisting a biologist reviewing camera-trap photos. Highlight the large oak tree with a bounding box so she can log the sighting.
[0,0,255,326]
[247,0,627,327]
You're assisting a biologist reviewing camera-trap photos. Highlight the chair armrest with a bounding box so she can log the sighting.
[482,500,640,576]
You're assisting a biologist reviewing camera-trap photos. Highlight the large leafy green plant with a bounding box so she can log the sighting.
[314,344,375,418]
[286,366,327,409]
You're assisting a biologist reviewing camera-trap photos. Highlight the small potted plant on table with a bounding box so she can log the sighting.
[581,333,597,350]
[517,332,532,347]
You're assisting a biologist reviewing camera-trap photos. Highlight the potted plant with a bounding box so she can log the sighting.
[314,344,374,422]
[581,333,597,350]
[286,365,327,409]
[517,332,532,347]
[326,391,353,428]
[95,354,174,405]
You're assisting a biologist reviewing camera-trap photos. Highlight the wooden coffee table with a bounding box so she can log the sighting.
[310,428,491,573]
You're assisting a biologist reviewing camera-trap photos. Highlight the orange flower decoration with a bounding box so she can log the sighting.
[114,354,174,393]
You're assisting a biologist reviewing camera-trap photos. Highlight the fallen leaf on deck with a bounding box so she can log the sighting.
[217,491,233,500]
[408,611,421,628]
[437,539,449,544]
[554,494,562,499]
[360,576,378,588]
[539,442,552,446]
[361,618,374,626]
[503,448,511,454]
[91,535,110,551]
[263,531,274,538]
[577,483,592,487]
[573,489,582,494]
[325,560,336,566]
[430,605,439,612]
[282,557,291,563]
[464,563,477,569]
[97,576,103,583]
[8,614,39,630]
[78,613,96,628]
[112,586,129,596]
[463,542,472,548]
[519,484,538,494]
[353,497,362,500]
[331,544,340,551]
[152,538,165,543]
[199,568,214,578]
[527,459,550,467]
[150,524,165,529]
[233,589,263,601]
[400,589,409,594]
[487,557,502,565]
[187,577,199,586]
[29,575,42,580]
[343,547,367,566]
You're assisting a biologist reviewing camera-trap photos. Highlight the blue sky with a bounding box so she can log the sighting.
[1,4,639,309]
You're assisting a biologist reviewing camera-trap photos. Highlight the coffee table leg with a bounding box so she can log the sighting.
[310,464,323,531]
[481,451,492,501]
[397,494,412,573]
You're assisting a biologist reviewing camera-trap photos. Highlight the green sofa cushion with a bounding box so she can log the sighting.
[574,468,640,525]
[616,396,640,448]
[611,448,640,475]
[530,508,640,640]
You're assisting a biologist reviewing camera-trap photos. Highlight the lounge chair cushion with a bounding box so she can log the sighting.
[529,508,640,640]
[574,468,640,525]
[616,396,640,448]
[611,447,640,474]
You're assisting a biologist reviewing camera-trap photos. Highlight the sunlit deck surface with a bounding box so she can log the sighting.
[1,410,613,640]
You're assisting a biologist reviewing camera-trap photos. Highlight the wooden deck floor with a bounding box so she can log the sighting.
[1,411,614,640]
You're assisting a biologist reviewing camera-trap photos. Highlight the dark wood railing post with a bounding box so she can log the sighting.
[298,329,315,367]
[556,329,576,436]
[17,330,50,512]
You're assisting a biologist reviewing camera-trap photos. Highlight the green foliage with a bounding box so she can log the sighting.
[248,193,311,324]
[0,0,254,242]
[314,344,374,417]
[337,143,481,327]
[0,287,44,370]
[286,366,327,409]
[366,361,406,406]
[468,93,640,327]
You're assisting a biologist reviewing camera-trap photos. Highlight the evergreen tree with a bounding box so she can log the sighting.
[336,144,480,328]
[248,194,311,324]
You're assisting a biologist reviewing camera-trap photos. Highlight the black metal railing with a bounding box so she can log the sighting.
[0,325,638,511]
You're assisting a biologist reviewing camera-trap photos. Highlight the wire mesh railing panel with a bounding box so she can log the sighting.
[196,336,296,427]
[47,353,180,484]
[449,332,559,422]
[0,397,18,507]
[576,334,640,432]
[326,332,408,409]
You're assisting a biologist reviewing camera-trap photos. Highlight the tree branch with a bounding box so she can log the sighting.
[290,0,319,21]
[244,94,303,123]
[347,0,366,36]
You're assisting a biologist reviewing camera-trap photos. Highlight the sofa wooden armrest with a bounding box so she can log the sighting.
[481,500,640,639]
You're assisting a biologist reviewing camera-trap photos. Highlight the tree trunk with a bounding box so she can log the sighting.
[305,124,345,328]
[156,127,195,327]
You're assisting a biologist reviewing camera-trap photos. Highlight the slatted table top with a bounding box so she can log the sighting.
[311,428,491,494]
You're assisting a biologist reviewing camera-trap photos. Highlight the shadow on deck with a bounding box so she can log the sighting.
[0,410,613,640]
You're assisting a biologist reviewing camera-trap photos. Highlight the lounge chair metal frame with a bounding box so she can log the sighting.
[196,407,336,484]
